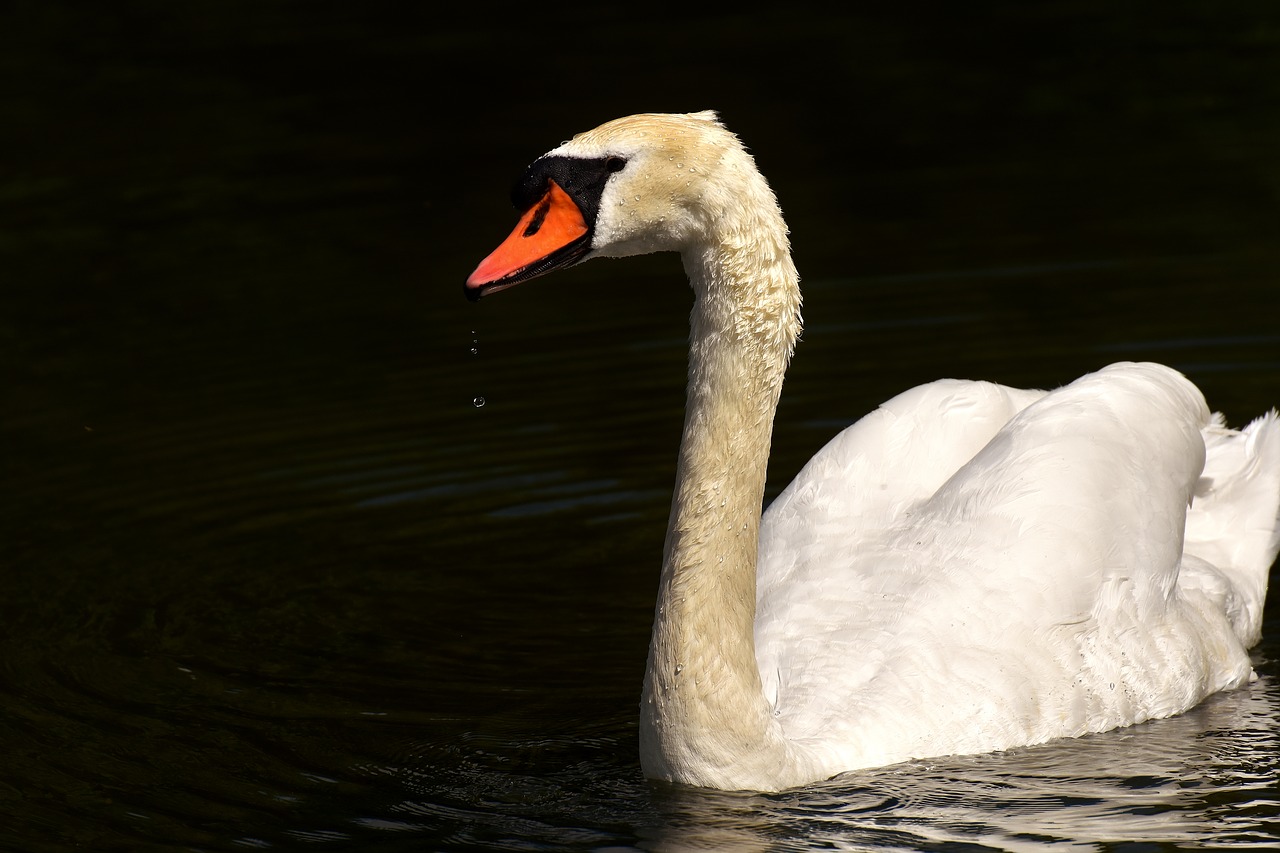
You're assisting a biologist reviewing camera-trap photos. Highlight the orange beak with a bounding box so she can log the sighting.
[465,180,591,300]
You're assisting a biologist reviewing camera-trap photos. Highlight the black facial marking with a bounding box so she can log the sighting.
[510,154,627,230]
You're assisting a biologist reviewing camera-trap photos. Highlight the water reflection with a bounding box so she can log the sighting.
[335,674,1280,851]
[5,1,1280,849]
[642,676,1279,851]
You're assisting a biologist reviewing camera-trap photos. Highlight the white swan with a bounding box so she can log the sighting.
[464,111,1280,791]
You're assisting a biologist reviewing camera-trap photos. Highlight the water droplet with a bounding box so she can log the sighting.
[674,663,684,675]
[634,195,641,201]
[472,396,486,408]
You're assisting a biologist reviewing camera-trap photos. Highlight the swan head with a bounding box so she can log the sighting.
[465,110,766,300]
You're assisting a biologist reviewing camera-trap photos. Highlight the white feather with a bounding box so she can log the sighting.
[487,111,1280,791]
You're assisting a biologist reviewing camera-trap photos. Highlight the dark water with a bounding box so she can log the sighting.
[3,3,1280,850]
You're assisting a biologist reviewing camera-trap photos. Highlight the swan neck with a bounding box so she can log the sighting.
[639,218,803,788]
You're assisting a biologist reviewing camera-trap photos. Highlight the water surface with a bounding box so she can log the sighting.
[3,3,1279,850]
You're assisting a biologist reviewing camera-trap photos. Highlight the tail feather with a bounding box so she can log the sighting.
[1185,409,1280,647]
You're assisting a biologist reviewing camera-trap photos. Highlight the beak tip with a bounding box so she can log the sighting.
[464,258,499,300]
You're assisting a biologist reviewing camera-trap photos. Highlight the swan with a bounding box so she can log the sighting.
[463,110,1280,791]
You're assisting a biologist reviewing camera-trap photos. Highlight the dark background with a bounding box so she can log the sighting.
[2,2,1278,850]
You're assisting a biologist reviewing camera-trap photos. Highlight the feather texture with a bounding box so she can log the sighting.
[469,111,1280,791]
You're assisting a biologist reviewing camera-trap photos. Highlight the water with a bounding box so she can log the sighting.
[3,3,1279,850]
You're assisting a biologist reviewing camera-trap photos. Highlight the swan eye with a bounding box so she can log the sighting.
[606,156,627,173]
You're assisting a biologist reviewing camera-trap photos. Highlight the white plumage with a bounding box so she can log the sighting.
[466,111,1280,791]
[758,366,1277,775]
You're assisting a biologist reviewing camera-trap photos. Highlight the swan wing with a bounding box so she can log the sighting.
[758,376,1046,596]
[1183,408,1280,646]
[756,362,1268,772]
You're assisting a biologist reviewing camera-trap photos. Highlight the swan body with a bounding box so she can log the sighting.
[465,111,1280,791]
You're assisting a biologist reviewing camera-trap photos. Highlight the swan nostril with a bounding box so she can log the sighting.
[522,195,551,238]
